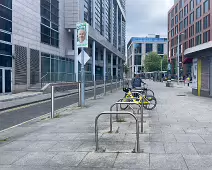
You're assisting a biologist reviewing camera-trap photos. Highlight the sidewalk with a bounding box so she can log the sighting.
[0,81,116,111]
[0,80,212,169]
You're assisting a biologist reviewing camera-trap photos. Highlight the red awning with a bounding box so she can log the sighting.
[183,57,193,64]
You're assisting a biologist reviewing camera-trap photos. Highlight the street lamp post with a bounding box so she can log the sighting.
[177,33,184,85]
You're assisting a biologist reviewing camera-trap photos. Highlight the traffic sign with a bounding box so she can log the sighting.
[78,51,90,65]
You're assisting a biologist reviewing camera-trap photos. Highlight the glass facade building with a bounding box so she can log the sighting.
[0,0,12,94]
[127,36,168,77]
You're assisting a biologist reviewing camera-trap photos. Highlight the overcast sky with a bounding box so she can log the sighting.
[126,0,174,42]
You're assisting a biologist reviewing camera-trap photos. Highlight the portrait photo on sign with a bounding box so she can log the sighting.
[76,23,88,48]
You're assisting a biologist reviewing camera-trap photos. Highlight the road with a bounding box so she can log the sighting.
[0,84,118,131]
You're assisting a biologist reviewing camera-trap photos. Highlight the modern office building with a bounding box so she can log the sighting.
[0,0,126,95]
[168,0,212,97]
[127,35,168,78]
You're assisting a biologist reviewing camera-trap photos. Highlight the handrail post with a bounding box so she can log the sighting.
[95,116,99,150]
[51,86,54,118]
[136,119,140,152]
[116,103,118,121]
[78,82,81,107]
[141,96,144,133]
[94,80,96,100]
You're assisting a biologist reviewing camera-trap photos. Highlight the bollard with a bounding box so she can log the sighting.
[51,86,54,118]
[104,80,106,96]
[116,79,118,90]
[78,83,81,107]
[94,81,96,100]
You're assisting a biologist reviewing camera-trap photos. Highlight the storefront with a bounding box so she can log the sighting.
[184,42,212,97]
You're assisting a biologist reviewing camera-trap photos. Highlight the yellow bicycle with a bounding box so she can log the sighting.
[120,88,157,110]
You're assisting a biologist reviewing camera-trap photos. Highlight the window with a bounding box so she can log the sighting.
[171,38,175,47]
[171,9,174,17]
[196,0,201,5]
[134,55,141,65]
[0,0,12,9]
[175,15,178,24]
[196,20,202,33]
[184,41,188,49]
[196,6,202,19]
[203,30,210,43]
[175,26,178,34]
[184,5,188,16]
[196,34,202,45]
[189,25,195,36]
[0,5,12,21]
[204,0,210,13]
[179,10,183,20]
[184,29,188,39]
[134,43,142,54]
[175,4,178,13]
[179,0,183,8]
[184,17,188,28]
[203,15,210,29]
[190,0,194,11]
[190,12,194,24]
[0,31,11,42]
[146,44,153,53]
[180,21,183,31]
[40,0,59,48]
[171,29,175,37]
[157,44,164,54]
[171,18,174,27]
[189,38,194,47]
[0,42,12,55]
[0,17,12,32]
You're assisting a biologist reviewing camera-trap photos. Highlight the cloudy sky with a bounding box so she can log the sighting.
[126,0,174,42]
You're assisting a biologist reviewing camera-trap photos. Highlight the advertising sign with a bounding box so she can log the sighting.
[76,22,89,48]
[192,58,198,89]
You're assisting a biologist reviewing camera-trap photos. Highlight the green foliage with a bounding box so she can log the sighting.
[144,52,161,72]
[124,64,129,74]
[162,55,168,71]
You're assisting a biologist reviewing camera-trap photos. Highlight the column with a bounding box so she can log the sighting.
[132,43,135,78]
[111,53,113,79]
[74,29,78,81]
[103,48,107,81]
[120,14,123,53]
[92,41,96,81]
[116,56,118,79]
[103,0,106,37]
[27,47,30,88]
[116,5,119,49]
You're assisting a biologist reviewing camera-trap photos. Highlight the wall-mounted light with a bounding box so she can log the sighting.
[68,29,71,32]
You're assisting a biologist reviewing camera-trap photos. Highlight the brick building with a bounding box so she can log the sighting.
[168,0,212,97]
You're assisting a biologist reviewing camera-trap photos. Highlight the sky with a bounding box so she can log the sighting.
[126,0,174,42]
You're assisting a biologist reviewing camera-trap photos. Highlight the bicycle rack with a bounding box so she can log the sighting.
[95,111,140,153]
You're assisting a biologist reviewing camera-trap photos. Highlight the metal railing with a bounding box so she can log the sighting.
[95,111,140,153]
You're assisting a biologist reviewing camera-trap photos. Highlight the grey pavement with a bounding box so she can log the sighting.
[0,80,212,169]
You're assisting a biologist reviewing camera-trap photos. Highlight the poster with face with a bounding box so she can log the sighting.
[192,58,198,89]
[76,22,89,48]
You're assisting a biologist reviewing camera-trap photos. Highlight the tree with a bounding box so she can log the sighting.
[144,52,161,72]
[162,55,168,71]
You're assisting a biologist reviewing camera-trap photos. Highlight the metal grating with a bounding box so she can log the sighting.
[15,45,27,85]
[30,49,40,85]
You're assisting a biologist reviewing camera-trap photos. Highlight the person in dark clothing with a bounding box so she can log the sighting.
[131,74,145,89]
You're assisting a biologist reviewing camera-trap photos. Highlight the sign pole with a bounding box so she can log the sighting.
[81,48,85,106]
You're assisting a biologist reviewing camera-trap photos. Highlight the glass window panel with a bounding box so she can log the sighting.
[0,0,12,9]
[0,5,12,20]
[0,31,11,42]
[0,54,12,67]
[146,44,153,53]
[51,23,58,31]
[41,0,50,10]
[0,17,12,32]
[134,43,142,54]
[41,6,50,20]
[196,6,201,19]
[51,13,58,24]
[41,33,50,44]
[51,30,59,39]
[41,25,50,36]
[41,17,50,27]
[51,38,58,47]
[51,0,59,8]
[51,5,58,16]
[204,0,210,13]
[41,56,50,74]
[0,42,12,55]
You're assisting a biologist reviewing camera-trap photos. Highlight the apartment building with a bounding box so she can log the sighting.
[127,35,168,78]
[0,0,126,94]
[168,0,212,97]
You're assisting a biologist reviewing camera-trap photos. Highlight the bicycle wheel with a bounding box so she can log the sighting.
[143,95,157,110]
[146,89,155,96]
[120,98,131,110]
